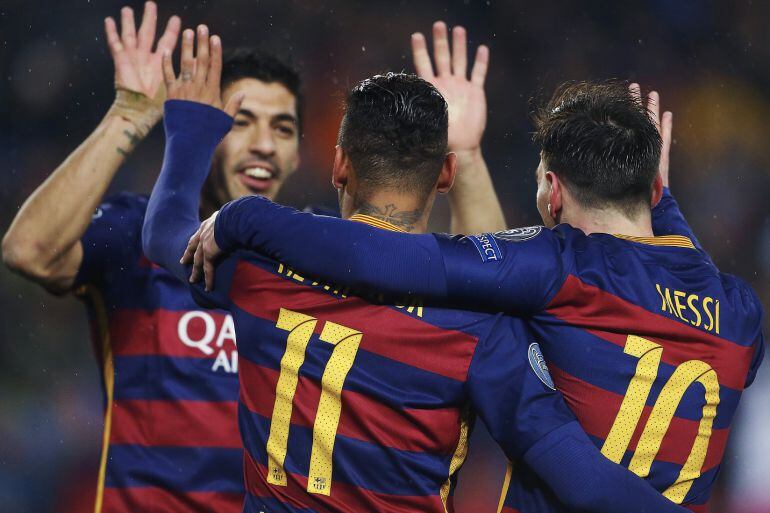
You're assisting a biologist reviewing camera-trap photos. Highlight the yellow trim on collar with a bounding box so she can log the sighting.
[349,213,406,233]
[613,233,695,249]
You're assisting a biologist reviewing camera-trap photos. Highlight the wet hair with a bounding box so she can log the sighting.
[221,48,303,131]
[532,80,661,217]
[338,72,449,200]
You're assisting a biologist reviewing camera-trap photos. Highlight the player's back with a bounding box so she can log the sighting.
[501,226,764,513]
[217,242,576,513]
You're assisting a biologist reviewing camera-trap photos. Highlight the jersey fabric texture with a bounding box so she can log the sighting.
[195,239,575,513]
[213,191,764,513]
[75,192,243,513]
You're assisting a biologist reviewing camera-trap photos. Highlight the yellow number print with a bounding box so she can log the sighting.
[266,308,362,496]
[601,335,721,503]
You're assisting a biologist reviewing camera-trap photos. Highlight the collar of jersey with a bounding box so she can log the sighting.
[612,233,695,249]
[349,213,406,232]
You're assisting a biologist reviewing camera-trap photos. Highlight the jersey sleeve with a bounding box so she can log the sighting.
[187,253,240,311]
[744,286,766,388]
[215,195,565,314]
[74,192,147,289]
[652,188,713,265]
[467,316,575,460]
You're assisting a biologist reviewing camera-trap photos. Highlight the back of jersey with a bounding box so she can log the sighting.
[225,251,493,513]
[522,228,763,512]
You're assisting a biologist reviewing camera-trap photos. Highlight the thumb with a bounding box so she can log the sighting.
[224,92,245,118]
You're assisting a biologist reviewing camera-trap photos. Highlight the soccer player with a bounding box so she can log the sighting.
[143,27,688,513]
[186,81,764,512]
[2,7,506,513]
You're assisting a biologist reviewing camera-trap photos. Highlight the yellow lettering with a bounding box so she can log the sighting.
[703,297,714,332]
[655,284,667,311]
[687,295,701,327]
[673,291,688,321]
[715,301,720,335]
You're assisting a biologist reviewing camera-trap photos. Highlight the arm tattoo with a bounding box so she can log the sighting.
[116,129,141,156]
[355,201,424,232]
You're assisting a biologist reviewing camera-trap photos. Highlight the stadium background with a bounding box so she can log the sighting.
[1,0,769,511]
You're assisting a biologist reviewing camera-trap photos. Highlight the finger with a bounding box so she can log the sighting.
[180,28,195,82]
[194,25,209,84]
[432,21,451,76]
[224,91,245,118]
[647,90,660,127]
[155,15,181,54]
[161,49,175,89]
[470,45,489,86]
[629,82,642,103]
[104,17,124,56]
[181,231,200,264]
[451,25,468,77]
[137,1,157,52]
[204,259,215,291]
[208,35,223,90]
[191,243,205,283]
[659,111,673,186]
[120,6,137,49]
[410,32,434,79]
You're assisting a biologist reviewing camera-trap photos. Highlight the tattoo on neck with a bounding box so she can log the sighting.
[116,129,141,156]
[355,201,423,232]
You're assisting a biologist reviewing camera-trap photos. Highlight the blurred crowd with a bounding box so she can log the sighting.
[1,0,768,511]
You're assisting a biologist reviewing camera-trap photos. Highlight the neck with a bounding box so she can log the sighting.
[348,192,430,233]
[560,205,654,237]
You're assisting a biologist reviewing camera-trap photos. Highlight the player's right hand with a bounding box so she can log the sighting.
[105,2,180,100]
[181,211,222,292]
[630,83,673,188]
[162,25,244,118]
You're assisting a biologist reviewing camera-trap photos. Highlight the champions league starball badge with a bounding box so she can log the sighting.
[493,226,543,242]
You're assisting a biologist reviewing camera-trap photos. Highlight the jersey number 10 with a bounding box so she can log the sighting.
[601,335,720,503]
[265,308,363,496]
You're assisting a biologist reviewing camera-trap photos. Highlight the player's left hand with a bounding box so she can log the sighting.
[162,24,243,117]
[181,210,221,291]
[412,21,489,153]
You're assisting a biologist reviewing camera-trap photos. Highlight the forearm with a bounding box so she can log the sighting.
[215,196,448,298]
[143,100,232,283]
[448,149,506,234]
[524,422,688,513]
[2,101,150,283]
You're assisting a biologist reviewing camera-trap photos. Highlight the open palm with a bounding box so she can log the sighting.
[412,22,489,152]
[104,2,180,99]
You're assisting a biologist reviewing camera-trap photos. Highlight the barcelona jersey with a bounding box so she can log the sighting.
[195,214,577,513]
[76,193,243,513]
[213,190,764,513]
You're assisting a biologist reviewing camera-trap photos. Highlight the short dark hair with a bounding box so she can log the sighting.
[221,48,303,131]
[533,80,661,216]
[338,72,449,200]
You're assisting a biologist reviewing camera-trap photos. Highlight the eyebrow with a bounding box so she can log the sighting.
[236,108,297,125]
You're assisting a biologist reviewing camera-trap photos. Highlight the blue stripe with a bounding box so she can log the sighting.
[105,444,244,492]
[245,494,317,513]
[535,319,741,428]
[239,403,449,497]
[113,355,239,402]
[233,305,466,409]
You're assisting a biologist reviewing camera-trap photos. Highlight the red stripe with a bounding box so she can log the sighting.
[108,308,236,359]
[686,503,708,513]
[500,508,520,513]
[549,364,728,471]
[110,399,241,448]
[244,450,446,513]
[101,486,242,513]
[230,261,477,382]
[546,275,753,391]
[239,357,461,454]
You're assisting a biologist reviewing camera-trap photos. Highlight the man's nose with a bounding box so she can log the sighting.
[249,126,277,157]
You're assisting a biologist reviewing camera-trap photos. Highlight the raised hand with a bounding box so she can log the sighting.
[105,2,180,99]
[162,25,243,117]
[181,210,221,291]
[630,83,673,188]
[412,21,489,153]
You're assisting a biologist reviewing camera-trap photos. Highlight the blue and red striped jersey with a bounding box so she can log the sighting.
[212,190,764,513]
[76,193,243,513]
[196,215,576,513]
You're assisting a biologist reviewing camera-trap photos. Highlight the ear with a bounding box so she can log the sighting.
[332,145,349,190]
[546,171,562,221]
[436,152,457,194]
[650,173,663,208]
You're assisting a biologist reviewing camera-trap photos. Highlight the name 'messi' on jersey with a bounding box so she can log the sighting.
[655,284,720,334]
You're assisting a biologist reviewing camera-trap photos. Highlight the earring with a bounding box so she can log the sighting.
[547,203,552,216]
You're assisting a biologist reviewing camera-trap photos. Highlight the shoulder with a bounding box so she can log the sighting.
[722,273,764,329]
